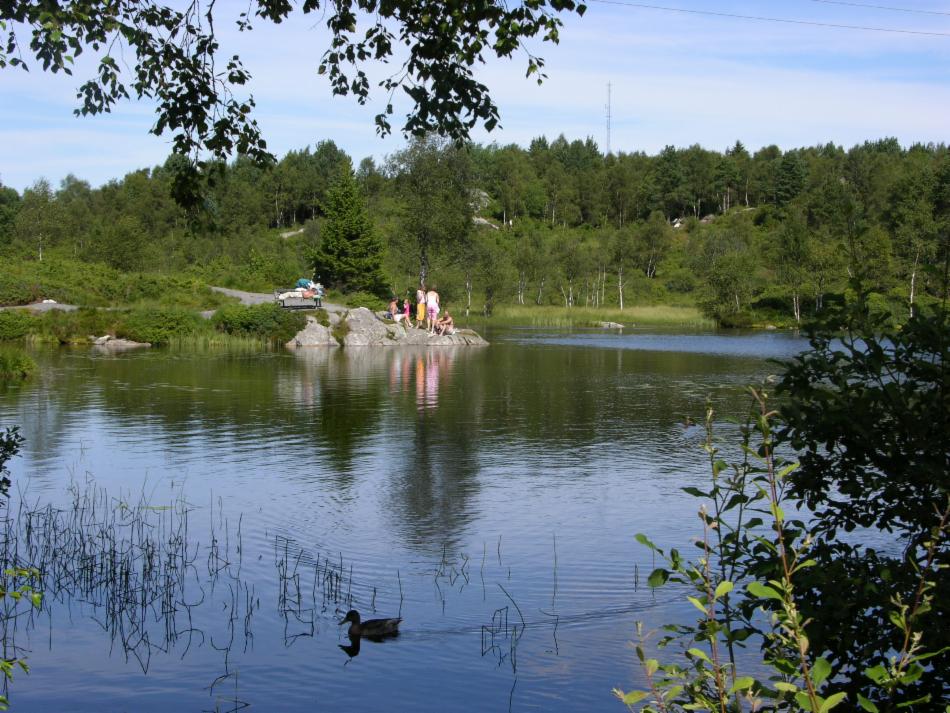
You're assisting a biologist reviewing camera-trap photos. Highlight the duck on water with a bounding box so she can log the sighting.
[339,610,402,639]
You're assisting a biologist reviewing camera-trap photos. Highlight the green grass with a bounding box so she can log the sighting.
[464,304,714,329]
[0,254,233,310]
[0,348,37,381]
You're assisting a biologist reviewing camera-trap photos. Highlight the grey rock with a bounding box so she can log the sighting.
[595,321,624,329]
[342,307,390,346]
[287,307,487,348]
[93,338,151,351]
[286,316,339,347]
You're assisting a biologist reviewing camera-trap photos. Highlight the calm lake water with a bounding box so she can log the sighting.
[0,327,809,713]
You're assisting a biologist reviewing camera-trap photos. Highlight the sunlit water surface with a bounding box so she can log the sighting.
[0,327,809,712]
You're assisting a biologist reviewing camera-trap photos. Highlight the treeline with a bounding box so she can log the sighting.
[2,135,948,325]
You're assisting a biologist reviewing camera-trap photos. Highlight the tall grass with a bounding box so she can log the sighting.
[0,349,37,380]
[463,304,714,328]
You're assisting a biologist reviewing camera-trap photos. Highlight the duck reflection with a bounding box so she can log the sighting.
[338,635,361,659]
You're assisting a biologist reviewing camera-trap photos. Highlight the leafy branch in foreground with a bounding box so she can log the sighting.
[615,387,948,712]
[0,1,586,170]
[0,430,40,708]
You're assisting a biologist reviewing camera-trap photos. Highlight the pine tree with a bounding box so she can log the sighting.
[312,167,388,296]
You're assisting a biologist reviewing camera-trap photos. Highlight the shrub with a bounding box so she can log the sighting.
[343,291,387,311]
[0,349,37,380]
[716,310,753,328]
[212,303,306,344]
[35,308,118,344]
[117,308,203,345]
[0,277,40,306]
[0,310,33,341]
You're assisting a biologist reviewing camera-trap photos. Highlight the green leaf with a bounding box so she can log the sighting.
[686,647,711,663]
[819,692,847,713]
[686,596,707,614]
[728,676,755,694]
[864,664,888,684]
[714,580,734,599]
[747,581,783,601]
[621,690,649,705]
[795,691,816,712]
[811,657,832,687]
[774,681,798,693]
[644,658,659,677]
[857,694,880,712]
[647,568,669,588]
[635,533,660,552]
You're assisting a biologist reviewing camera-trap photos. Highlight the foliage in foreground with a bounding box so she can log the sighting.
[616,302,949,712]
[0,429,42,708]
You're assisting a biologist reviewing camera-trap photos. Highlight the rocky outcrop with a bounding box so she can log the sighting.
[288,307,487,348]
[595,321,624,329]
[342,308,390,346]
[91,335,151,351]
[285,317,340,347]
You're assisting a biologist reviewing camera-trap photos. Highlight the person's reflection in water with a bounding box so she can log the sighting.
[415,349,455,411]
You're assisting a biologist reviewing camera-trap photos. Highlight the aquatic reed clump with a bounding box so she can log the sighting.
[0,349,37,381]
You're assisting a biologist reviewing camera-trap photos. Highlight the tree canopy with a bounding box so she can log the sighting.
[0,0,586,170]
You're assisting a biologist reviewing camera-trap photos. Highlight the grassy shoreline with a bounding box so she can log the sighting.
[460,304,715,329]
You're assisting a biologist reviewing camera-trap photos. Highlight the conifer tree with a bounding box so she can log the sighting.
[313,167,388,296]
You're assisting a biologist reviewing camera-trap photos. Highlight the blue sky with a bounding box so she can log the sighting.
[1,0,949,192]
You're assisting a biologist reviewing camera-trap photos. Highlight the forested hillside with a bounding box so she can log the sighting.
[2,135,947,326]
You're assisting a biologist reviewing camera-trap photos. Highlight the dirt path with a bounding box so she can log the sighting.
[0,287,343,316]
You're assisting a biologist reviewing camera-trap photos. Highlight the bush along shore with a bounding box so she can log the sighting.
[1,301,489,349]
[0,303,307,348]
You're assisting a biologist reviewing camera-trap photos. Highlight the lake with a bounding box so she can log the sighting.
[0,327,810,712]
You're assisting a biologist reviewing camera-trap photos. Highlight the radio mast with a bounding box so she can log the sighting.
[605,82,612,156]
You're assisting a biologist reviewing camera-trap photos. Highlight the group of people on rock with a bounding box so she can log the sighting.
[386,285,454,336]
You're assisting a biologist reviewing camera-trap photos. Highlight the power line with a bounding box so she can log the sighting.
[807,0,950,18]
[586,0,950,37]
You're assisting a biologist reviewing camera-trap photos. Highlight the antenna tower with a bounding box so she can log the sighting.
[605,82,612,155]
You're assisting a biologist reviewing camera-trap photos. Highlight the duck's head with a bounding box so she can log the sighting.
[339,610,360,626]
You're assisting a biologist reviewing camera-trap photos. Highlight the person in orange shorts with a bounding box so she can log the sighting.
[415,286,426,327]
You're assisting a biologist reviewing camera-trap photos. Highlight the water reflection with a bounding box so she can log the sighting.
[0,332,811,712]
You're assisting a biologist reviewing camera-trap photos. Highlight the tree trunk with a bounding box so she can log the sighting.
[792,291,801,324]
[909,247,920,319]
[465,277,472,317]
[536,277,545,305]
[560,285,568,308]
[419,245,429,288]
[618,266,624,311]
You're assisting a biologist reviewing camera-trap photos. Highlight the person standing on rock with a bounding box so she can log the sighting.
[415,286,427,329]
[425,286,440,333]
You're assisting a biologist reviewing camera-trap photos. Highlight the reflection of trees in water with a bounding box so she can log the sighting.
[378,348,482,550]
[2,343,772,557]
